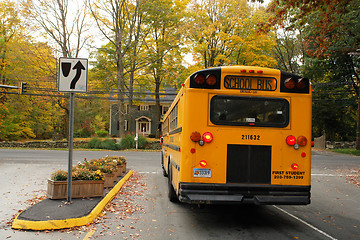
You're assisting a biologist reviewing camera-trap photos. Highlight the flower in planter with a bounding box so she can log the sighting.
[105,156,127,166]
[99,165,114,174]
[50,170,68,181]
[92,170,104,180]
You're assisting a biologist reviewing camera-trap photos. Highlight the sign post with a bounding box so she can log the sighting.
[58,57,88,203]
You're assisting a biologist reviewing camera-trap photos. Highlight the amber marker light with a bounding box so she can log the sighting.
[200,160,207,167]
[297,136,307,146]
[190,131,202,142]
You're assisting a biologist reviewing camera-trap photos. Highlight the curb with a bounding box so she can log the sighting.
[12,170,134,230]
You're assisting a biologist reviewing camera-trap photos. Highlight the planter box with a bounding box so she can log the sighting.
[115,164,127,177]
[104,173,116,188]
[120,163,127,175]
[47,179,104,199]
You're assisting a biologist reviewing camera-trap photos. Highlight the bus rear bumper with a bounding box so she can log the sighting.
[178,183,311,205]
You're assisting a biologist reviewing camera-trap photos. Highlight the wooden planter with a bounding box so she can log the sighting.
[47,179,104,199]
[115,164,126,177]
[120,163,127,175]
[104,173,116,188]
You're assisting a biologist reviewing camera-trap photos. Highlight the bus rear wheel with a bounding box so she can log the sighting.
[168,166,178,202]
[161,152,168,177]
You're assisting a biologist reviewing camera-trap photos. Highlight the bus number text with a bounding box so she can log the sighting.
[242,134,260,140]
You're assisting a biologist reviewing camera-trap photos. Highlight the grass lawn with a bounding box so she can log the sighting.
[330,148,360,156]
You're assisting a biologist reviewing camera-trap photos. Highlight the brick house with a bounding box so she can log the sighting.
[109,87,177,136]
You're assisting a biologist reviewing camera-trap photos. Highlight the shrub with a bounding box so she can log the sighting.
[137,134,148,149]
[119,134,148,149]
[99,139,118,150]
[95,130,108,138]
[88,138,102,149]
[119,134,135,149]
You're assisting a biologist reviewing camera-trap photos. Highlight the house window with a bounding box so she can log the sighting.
[162,106,169,115]
[139,105,149,111]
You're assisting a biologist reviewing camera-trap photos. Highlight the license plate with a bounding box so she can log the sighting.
[194,168,211,178]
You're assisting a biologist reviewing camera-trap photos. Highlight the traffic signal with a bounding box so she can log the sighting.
[20,82,27,94]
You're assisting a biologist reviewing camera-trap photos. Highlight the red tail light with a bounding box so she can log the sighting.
[296,78,307,89]
[206,74,217,85]
[200,160,207,167]
[291,163,299,170]
[284,78,296,89]
[286,135,296,146]
[194,74,205,85]
[202,132,213,143]
[297,136,307,146]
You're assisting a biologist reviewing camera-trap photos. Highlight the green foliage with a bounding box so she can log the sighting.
[88,138,102,149]
[99,139,118,150]
[96,130,109,137]
[331,149,360,156]
[119,134,148,149]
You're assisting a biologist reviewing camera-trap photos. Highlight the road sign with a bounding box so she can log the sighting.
[58,58,88,93]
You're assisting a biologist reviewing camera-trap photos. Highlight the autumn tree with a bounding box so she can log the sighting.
[22,0,91,139]
[142,0,186,136]
[89,0,142,137]
[187,0,276,68]
[267,0,360,144]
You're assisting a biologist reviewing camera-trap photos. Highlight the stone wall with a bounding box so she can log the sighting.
[325,141,356,149]
[0,140,89,149]
[0,140,161,150]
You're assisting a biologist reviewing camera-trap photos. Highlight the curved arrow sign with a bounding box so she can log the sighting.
[58,58,88,93]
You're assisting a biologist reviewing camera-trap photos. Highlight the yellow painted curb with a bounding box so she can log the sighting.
[12,170,134,230]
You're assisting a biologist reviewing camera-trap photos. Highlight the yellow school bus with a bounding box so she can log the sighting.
[161,66,311,205]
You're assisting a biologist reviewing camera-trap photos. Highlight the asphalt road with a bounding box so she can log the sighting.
[0,149,359,240]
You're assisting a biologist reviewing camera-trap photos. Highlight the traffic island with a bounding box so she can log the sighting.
[11,170,133,230]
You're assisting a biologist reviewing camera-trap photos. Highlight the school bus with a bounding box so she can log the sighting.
[161,66,311,205]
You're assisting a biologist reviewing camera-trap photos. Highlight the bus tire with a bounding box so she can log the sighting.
[168,165,178,202]
[161,152,168,177]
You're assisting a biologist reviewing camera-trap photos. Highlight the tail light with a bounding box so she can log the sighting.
[206,74,217,86]
[291,163,299,170]
[297,136,307,146]
[296,78,307,89]
[194,74,205,85]
[190,68,221,89]
[284,78,296,89]
[202,132,213,143]
[286,135,296,146]
[200,160,207,167]
[280,71,310,94]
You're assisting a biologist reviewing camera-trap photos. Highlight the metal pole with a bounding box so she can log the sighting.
[357,97,360,150]
[67,92,75,202]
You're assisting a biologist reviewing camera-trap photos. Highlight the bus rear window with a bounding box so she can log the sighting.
[210,96,289,128]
